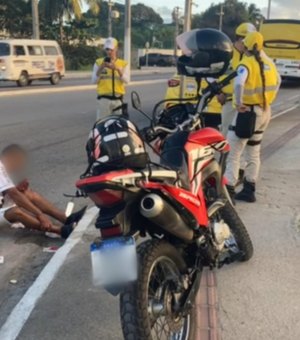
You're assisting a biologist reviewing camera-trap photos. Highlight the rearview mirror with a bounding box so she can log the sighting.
[131,91,141,110]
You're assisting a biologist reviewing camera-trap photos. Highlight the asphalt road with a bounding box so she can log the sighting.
[0,80,300,339]
[0,71,174,92]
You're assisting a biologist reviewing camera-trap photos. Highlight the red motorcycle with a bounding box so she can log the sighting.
[76,72,253,340]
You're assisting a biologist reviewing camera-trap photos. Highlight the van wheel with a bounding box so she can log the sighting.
[50,73,60,85]
[17,72,29,87]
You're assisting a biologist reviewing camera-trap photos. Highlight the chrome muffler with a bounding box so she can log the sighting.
[140,194,194,242]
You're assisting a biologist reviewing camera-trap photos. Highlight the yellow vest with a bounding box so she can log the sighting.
[231,47,243,70]
[225,48,244,97]
[164,75,222,114]
[201,80,222,114]
[239,54,278,106]
[96,58,128,96]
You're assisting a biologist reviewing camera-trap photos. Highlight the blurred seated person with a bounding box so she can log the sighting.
[0,145,86,239]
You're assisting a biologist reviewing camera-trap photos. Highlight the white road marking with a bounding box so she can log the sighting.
[0,79,167,98]
[272,104,299,120]
[0,206,98,340]
[272,93,300,108]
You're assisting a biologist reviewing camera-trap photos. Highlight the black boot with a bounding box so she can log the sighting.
[235,180,256,203]
[226,185,236,205]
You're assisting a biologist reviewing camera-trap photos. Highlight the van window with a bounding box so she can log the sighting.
[13,45,26,56]
[0,43,10,56]
[44,46,59,56]
[28,46,43,56]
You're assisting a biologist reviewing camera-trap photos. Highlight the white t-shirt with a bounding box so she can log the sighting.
[0,161,15,208]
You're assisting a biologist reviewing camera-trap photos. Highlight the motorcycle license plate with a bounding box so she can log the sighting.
[90,237,137,287]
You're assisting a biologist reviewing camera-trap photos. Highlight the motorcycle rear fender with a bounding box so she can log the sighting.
[200,159,223,197]
[95,197,141,236]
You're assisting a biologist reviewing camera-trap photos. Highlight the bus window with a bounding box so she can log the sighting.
[0,43,10,56]
[13,45,26,56]
[44,46,59,56]
[28,46,43,56]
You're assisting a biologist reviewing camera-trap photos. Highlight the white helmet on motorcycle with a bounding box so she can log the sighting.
[86,116,148,174]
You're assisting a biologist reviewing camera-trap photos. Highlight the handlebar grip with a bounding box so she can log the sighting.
[140,127,157,142]
[202,71,237,96]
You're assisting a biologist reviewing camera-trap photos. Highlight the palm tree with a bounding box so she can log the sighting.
[39,0,100,40]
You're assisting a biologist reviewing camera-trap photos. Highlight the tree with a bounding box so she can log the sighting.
[248,3,263,25]
[0,0,32,38]
[131,3,163,27]
[192,0,262,40]
[39,0,100,41]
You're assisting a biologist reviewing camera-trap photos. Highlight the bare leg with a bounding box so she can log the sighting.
[24,189,66,224]
[5,207,61,235]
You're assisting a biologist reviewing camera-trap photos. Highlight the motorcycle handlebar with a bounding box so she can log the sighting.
[142,116,199,142]
[142,71,237,142]
[203,71,237,96]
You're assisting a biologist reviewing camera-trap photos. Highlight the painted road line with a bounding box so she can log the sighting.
[272,104,299,120]
[0,206,98,340]
[0,79,167,98]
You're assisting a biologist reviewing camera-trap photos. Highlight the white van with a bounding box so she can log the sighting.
[0,39,65,86]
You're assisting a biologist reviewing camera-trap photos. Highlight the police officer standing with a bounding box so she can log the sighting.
[225,32,281,203]
[222,22,257,136]
[92,38,129,119]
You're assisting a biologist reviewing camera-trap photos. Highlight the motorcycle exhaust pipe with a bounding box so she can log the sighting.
[140,194,194,242]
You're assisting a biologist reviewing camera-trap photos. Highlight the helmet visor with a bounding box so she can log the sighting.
[176,30,198,56]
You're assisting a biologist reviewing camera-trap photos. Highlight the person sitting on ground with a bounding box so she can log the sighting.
[0,144,86,239]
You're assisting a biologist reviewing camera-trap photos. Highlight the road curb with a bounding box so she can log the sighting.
[196,269,220,340]
[0,79,167,98]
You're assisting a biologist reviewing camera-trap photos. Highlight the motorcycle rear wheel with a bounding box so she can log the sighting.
[220,202,254,261]
[120,240,197,340]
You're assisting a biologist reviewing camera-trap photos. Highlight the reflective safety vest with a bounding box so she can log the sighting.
[96,58,128,96]
[231,47,243,71]
[225,48,244,97]
[164,75,223,114]
[201,79,222,114]
[239,54,278,106]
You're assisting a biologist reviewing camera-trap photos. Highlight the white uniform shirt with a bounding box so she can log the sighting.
[0,161,15,208]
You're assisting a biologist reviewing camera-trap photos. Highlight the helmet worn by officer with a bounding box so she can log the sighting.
[86,116,148,175]
[235,22,257,39]
[176,28,233,78]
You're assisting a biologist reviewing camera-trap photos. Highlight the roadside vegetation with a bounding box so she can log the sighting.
[0,0,263,70]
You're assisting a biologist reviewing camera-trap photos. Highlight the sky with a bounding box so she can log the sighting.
[129,0,300,22]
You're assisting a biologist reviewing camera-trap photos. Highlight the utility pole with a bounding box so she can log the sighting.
[124,0,131,82]
[108,0,114,37]
[267,0,271,19]
[32,0,40,39]
[173,7,180,59]
[218,3,224,31]
[183,0,192,32]
[180,0,193,98]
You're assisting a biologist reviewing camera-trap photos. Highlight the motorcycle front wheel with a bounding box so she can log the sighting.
[120,240,197,340]
[220,201,254,261]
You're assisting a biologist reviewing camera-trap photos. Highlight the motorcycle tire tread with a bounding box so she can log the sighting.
[120,239,197,340]
[220,202,254,262]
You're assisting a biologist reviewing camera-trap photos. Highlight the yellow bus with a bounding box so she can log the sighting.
[260,19,300,79]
